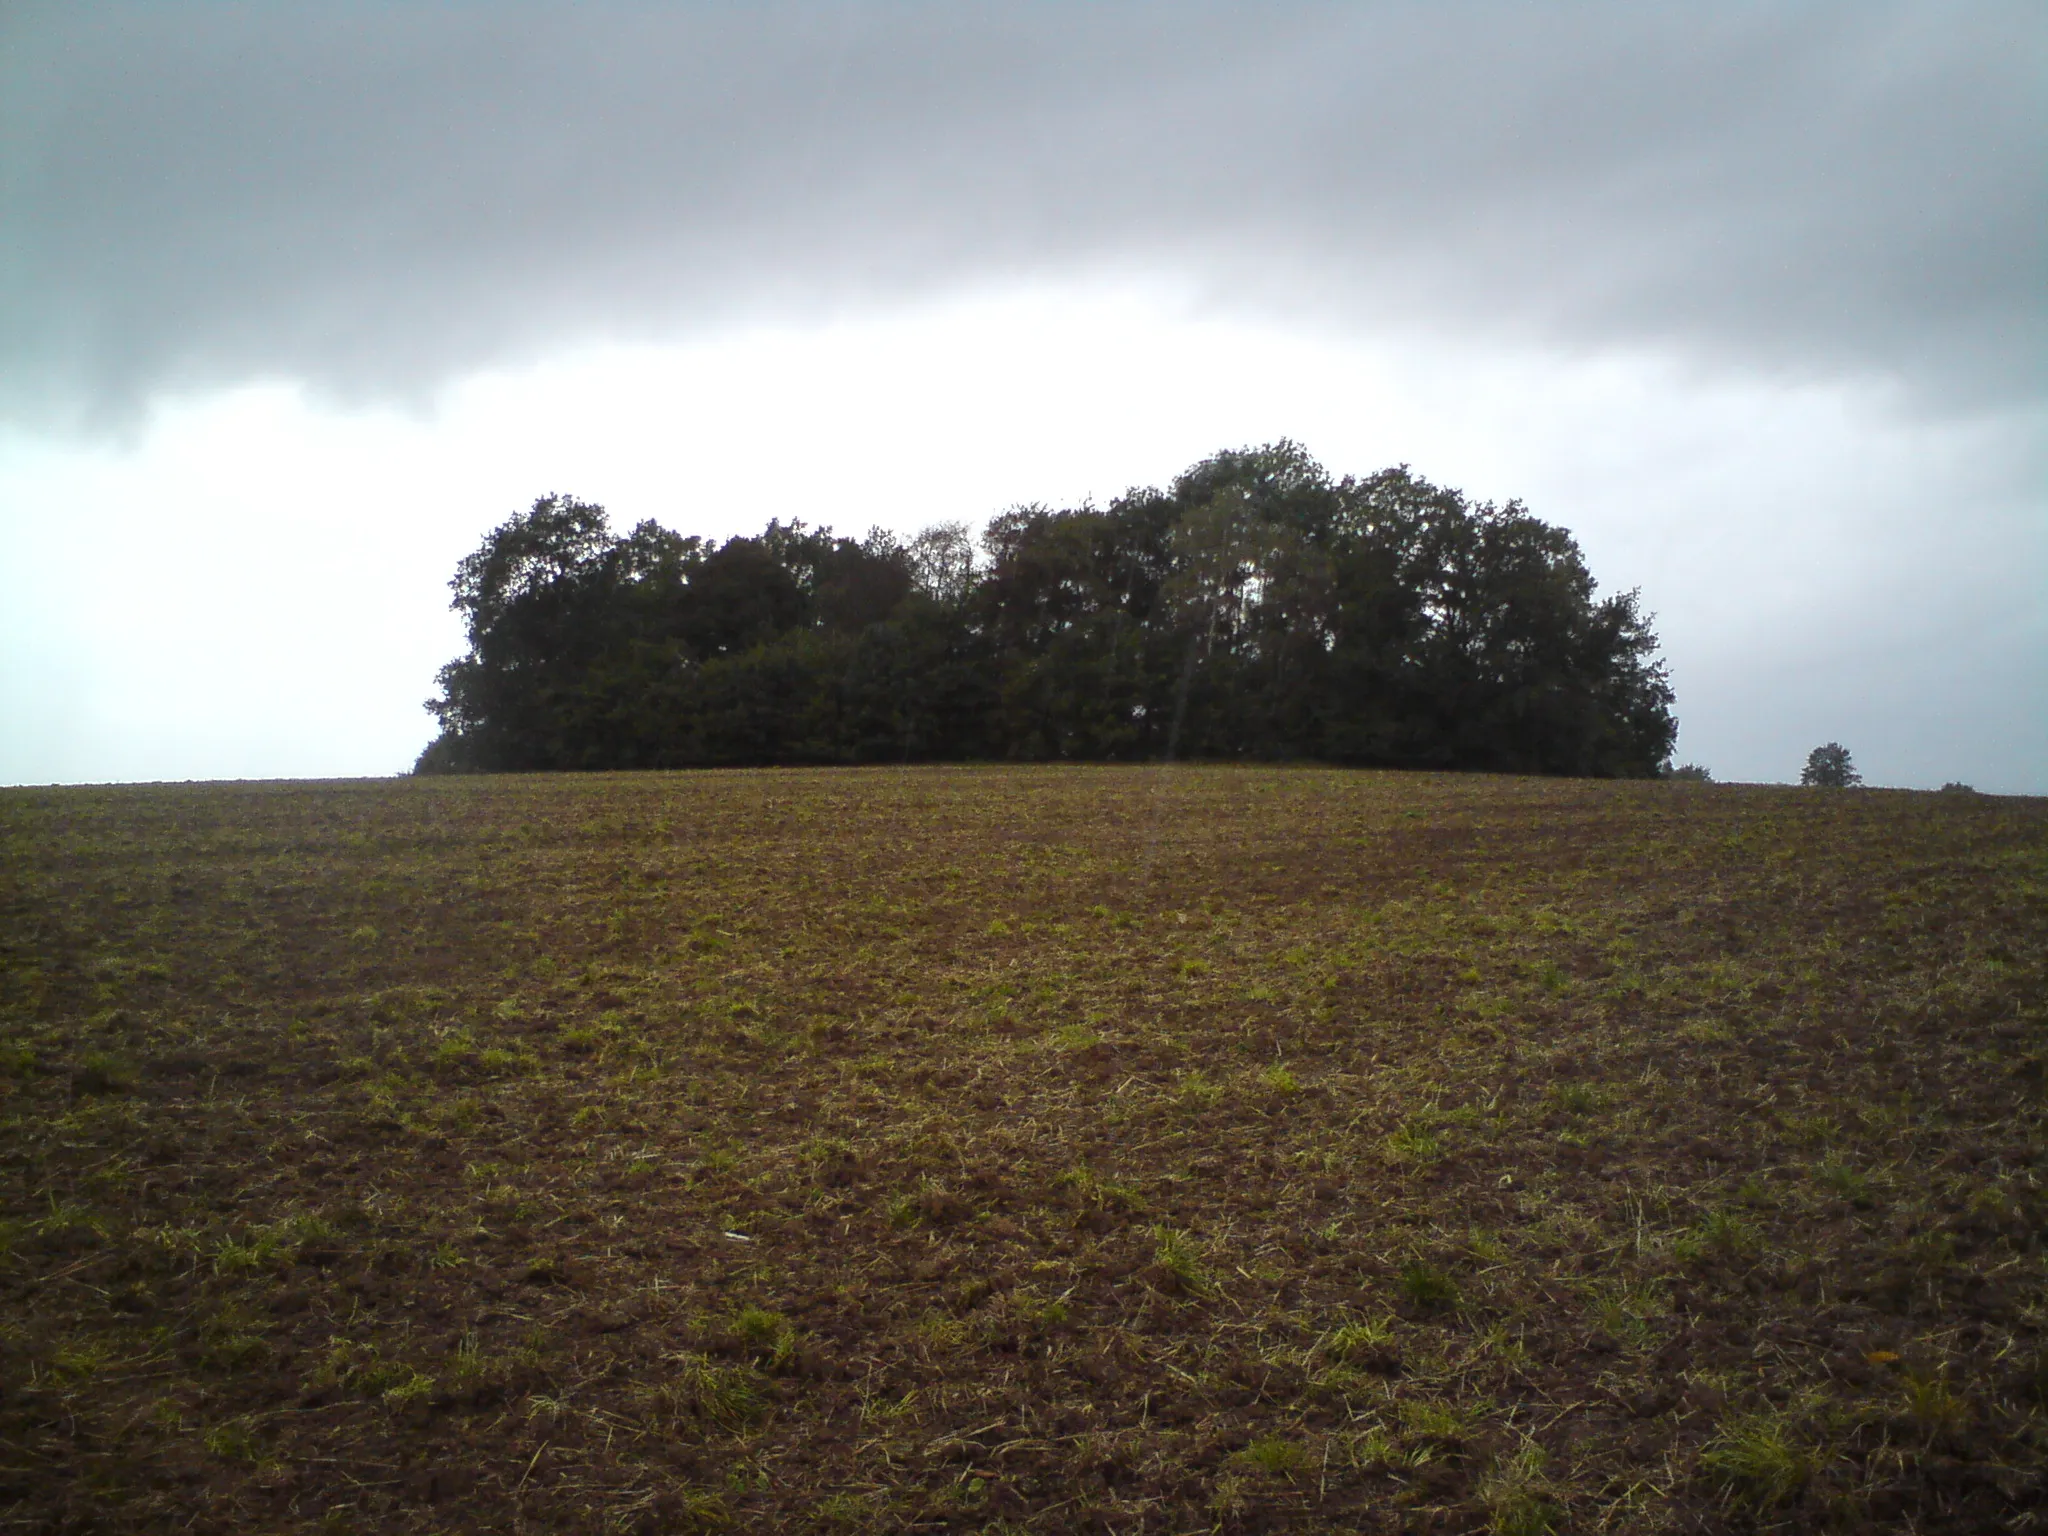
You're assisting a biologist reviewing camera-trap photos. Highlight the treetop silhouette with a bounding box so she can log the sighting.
[418,443,1677,777]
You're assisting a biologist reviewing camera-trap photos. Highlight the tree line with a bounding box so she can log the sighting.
[416,442,1677,777]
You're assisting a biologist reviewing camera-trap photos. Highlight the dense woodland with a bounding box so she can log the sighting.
[417,443,1677,776]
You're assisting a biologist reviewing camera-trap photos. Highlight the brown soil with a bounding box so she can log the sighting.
[1,766,2043,1533]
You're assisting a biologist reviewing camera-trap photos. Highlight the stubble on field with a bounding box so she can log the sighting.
[1,765,2044,1533]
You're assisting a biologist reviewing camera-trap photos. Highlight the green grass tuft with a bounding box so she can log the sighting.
[1699,1413,1809,1508]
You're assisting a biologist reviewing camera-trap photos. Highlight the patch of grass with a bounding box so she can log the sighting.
[215,1213,335,1274]
[1259,1062,1300,1095]
[212,1235,286,1275]
[1056,1162,1142,1213]
[1398,1398,1467,1441]
[50,1338,118,1381]
[1902,1365,1971,1440]
[731,1305,798,1367]
[1699,1412,1810,1509]
[1814,1160,1872,1206]
[1677,1208,1760,1263]
[429,1031,478,1072]
[886,1175,972,1228]
[1384,1123,1444,1165]
[1585,1280,1662,1349]
[380,1367,436,1407]
[1479,1441,1559,1536]
[1322,1317,1399,1372]
[1548,1082,1601,1115]
[33,1199,106,1248]
[657,1355,768,1430]
[1465,1226,1510,1265]
[313,1339,404,1397]
[1323,1317,1389,1359]
[1236,1434,1309,1477]
[197,1313,271,1372]
[1150,1226,1214,1296]
[1398,1260,1460,1313]
[203,1418,262,1462]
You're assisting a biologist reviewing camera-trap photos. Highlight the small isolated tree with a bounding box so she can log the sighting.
[1666,763,1712,782]
[1800,743,1860,788]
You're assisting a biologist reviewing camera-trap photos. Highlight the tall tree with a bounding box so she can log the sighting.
[1801,743,1861,788]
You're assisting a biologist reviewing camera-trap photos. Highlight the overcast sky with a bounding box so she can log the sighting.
[2,2,2042,791]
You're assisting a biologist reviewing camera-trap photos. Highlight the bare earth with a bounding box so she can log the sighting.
[2,766,2044,1533]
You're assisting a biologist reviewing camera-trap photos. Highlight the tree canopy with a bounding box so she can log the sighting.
[1801,742,1861,788]
[417,443,1677,777]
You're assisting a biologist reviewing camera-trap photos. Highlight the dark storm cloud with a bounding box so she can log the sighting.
[2,2,2041,425]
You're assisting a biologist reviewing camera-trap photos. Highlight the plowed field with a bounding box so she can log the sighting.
[2,767,2044,1533]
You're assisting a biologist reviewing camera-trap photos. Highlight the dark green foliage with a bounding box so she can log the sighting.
[1801,743,1861,788]
[419,446,1677,776]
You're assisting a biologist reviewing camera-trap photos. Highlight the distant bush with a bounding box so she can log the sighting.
[1941,782,1978,794]
[1800,743,1860,788]
[1665,762,1712,782]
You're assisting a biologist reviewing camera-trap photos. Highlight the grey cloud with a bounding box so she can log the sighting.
[2,1,2041,427]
